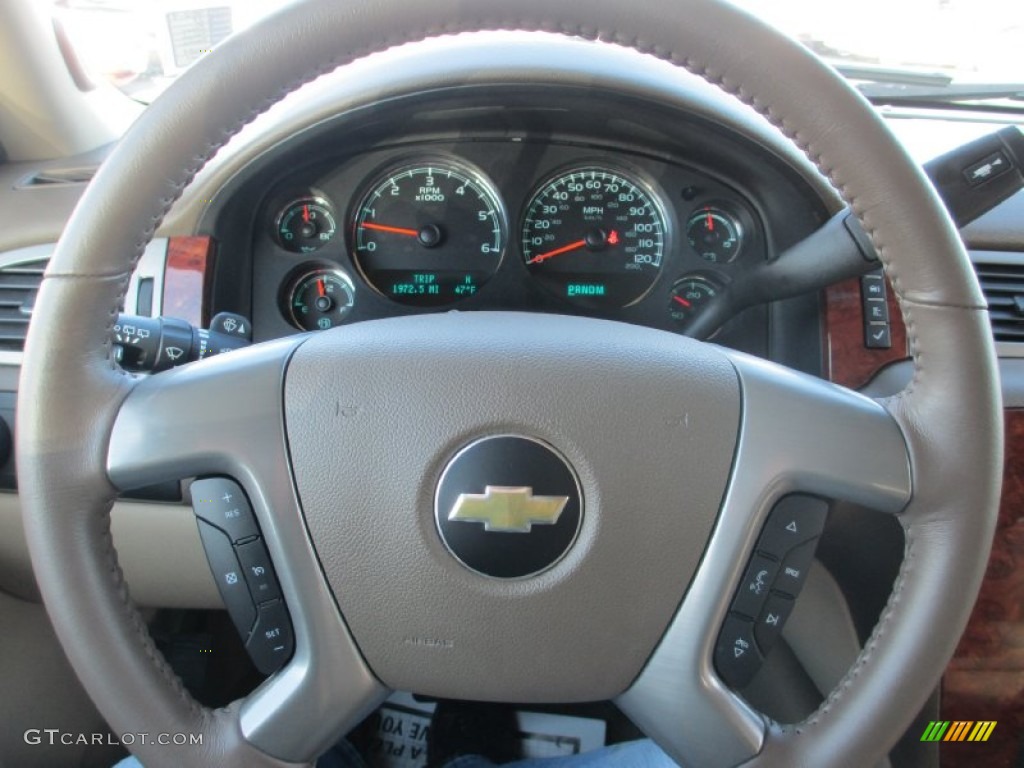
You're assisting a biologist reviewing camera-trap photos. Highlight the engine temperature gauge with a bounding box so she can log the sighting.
[286,268,355,331]
[669,277,718,324]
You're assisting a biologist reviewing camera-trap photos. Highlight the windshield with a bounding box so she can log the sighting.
[47,0,1024,104]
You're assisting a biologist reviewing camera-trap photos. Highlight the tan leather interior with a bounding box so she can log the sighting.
[14,1,1002,766]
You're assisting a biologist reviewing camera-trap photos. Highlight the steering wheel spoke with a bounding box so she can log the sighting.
[724,351,912,514]
[107,341,388,763]
[617,352,912,768]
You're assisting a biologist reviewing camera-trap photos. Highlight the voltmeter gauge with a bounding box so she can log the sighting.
[686,206,743,264]
[669,276,718,324]
[286,268,355,331]
[276,196,338,253]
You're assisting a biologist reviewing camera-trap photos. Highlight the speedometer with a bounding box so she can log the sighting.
[521,166,667,307]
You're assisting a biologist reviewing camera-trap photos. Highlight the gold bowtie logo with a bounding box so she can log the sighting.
[449,486,569,533]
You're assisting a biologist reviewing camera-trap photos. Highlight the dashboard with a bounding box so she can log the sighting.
[196,80,828,365]
[253,140,765,333]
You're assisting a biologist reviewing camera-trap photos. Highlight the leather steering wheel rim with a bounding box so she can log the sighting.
[16,1,1002,766]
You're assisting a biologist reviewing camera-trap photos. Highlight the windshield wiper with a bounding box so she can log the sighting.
[833,63,953,88]
[856,81,1024,109]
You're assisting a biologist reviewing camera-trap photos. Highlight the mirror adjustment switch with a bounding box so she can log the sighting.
[195,519,256,637]
[731,554,778,619]
[714,614,763,689]
[757,495,828,559]
[245,599,294,675]
[754,593,795,655]
[190,477,259,543]
[236,538,282,604]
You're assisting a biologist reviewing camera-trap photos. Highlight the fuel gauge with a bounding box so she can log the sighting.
[276,196,337,253]
[669,276,718,325]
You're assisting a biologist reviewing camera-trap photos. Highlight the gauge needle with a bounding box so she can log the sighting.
[361,222,420,237]
[302,204,311,224]
[317,279,326,298]
[528,239,587,265]
[706,210,714,231]
[672,295,692,308]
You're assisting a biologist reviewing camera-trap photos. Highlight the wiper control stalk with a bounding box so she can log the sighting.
[113,312,251,372]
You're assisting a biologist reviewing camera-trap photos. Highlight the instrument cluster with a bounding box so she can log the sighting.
[253,140,767,336]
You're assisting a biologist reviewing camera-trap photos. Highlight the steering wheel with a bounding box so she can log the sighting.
[17,1,1002,766]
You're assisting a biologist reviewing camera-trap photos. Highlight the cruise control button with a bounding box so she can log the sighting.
[774,539,817,597]
[245,600,294,675]
[714,614,763,689]
[755,593,795,655]
[731,554,779,619]
[757,495,828,559]
[190,477,259,543]
[236,538,281,604]
[195,519,256,637]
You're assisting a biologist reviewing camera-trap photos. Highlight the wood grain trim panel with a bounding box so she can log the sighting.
[941,409,1024,768]
[163,236,214,328]
[823,277,909,389]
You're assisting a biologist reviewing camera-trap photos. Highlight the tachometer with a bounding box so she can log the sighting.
[521,166,667,307]
[350,161,506,306]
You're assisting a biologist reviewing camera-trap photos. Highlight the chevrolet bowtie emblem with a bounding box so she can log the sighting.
[449,486,569,533]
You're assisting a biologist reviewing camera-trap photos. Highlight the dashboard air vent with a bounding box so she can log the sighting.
[0,260,46,351]
[976,261,1024,343]
[16,166,96,188]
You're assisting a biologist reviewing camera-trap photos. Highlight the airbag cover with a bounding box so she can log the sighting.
[284,312,740,701]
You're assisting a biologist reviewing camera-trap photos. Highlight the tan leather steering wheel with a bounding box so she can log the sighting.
[17,1,1002,766]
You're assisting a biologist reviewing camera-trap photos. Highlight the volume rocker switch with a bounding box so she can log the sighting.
[714,614,763,689]
[191,477,259,543]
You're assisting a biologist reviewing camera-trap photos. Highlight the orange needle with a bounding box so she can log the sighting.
[527,239,587,265]
[362,222,419,237]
